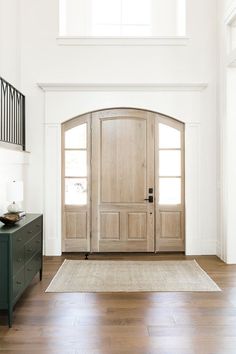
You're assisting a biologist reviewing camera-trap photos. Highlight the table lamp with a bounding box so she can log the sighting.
[7,180,23,213]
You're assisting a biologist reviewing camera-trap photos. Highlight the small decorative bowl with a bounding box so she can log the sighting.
[0,213,23,225]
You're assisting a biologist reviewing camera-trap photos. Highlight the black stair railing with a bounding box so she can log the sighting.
[0,76,25,150]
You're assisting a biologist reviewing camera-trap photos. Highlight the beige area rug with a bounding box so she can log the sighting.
[46,260,220,293]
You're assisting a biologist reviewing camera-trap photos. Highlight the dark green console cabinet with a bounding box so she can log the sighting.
[0,214,43,327]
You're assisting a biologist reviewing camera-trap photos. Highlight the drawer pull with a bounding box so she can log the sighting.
[27,248,33,252]
[17,238,22,242]
[27,268,32,272]
[28,230,33,234]
[16,281,22,285]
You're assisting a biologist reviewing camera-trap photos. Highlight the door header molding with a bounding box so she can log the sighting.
[38,82,208,92]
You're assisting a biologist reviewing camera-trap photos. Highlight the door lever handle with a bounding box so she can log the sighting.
[144,196,153,203]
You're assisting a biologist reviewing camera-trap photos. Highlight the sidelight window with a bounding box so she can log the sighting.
[64,123,88,205]
[158,122,183,205]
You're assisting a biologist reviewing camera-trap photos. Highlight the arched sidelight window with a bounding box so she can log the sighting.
[62,115,91,252]
[156,116,185,252]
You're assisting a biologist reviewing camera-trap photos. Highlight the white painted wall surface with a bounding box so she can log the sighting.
[217,0,236,263]
[0,148,29,214]
[0,0,21,87]
[18,0,218,256]
[0,1,27,216]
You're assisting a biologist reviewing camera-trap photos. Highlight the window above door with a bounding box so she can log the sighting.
[58,0,188,46]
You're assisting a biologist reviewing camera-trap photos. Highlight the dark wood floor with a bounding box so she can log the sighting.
[1,253,236,354]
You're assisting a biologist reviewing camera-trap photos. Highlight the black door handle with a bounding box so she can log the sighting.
[144,196,153,203]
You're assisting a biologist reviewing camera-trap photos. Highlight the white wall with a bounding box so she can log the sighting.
[0,148,29,214]
[0,0,21,87]
[0,0,28,215]
[18,0,218,256]
[217,0,236,264]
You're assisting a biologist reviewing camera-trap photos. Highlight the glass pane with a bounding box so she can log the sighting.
[159,123,181,149]
[60,0,186,37]
[159,178,181,205]
[65,150,87,177]
[65,178,87,205]
[65,123,87,149]
[122,0,151,25]
[159,150,181,176]
[121,25,151,36]
[92,0,121,24]
[92,24,121,36]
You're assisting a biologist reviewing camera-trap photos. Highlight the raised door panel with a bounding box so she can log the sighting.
[157,211,185,251]
[101,118,146,203]
[128,213,147,240]
[100,213,120,240]
[160,212,181,238]
[65,212,87,239]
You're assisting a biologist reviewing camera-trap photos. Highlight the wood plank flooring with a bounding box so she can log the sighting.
[1,253,236,354]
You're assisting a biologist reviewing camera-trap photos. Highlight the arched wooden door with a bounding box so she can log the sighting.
[62,108,185,253]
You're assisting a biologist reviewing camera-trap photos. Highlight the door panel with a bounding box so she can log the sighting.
[160,211,181,238]
[91,109,155,252]
[101,118,147,203]
[100,213,120,240]
[65,212,87,239]
[128,213,147,239]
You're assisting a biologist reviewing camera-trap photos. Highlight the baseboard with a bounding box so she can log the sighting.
[186,239,217,256]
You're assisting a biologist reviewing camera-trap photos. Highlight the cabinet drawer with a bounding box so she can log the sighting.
[13,246,24,275]
[13,229,26,249]
[32,219,42,234]
[26,219,42,237]
[12,268,25,302]
[24,233,42,262]
[25,252,41,285]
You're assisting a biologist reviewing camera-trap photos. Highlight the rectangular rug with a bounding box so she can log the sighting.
[46,260,220,293]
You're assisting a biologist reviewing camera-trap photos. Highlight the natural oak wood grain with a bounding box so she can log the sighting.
[91,109,155,252]
[0,254,236,354]
[62,108,185,253]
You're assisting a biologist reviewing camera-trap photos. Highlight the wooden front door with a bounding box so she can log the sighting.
[62,108,185,253]
[91,109,155,252]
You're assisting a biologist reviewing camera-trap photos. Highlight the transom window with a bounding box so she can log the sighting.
[59,0,186,37]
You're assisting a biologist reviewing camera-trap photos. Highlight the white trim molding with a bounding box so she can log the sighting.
[38,82,208,92]
[57,36,189,47]
[225,1,236,58]
[224,1,236,25]
[227,48,236,67]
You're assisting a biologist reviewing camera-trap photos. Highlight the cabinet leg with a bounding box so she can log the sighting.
[39,268,43,281]
[8,308,12,328]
